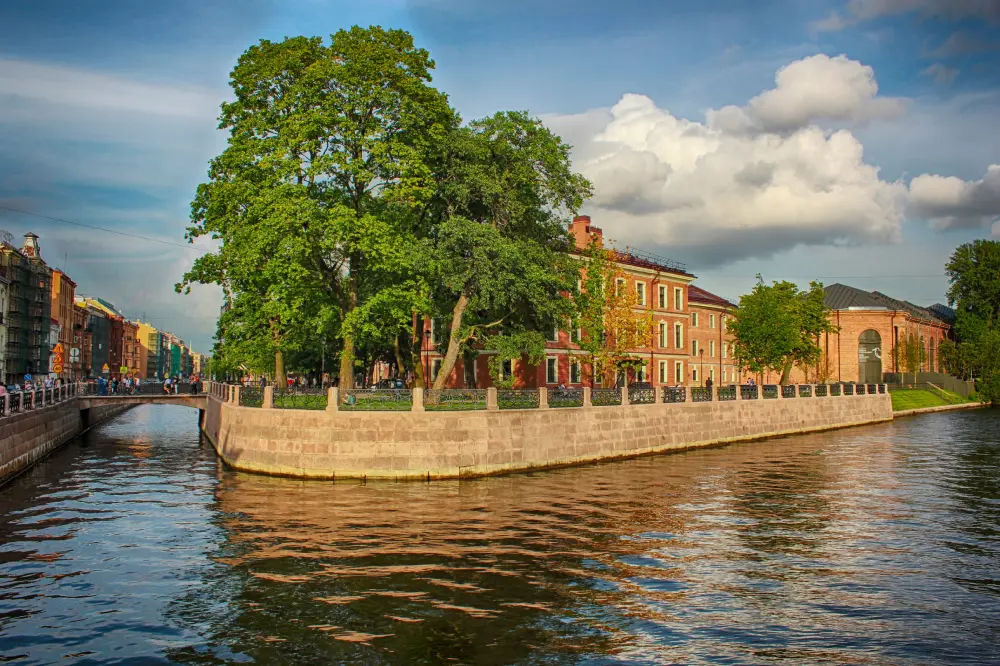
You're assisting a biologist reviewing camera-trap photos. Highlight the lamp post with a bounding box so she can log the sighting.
[424,329,432,388]
[699,348,705,387]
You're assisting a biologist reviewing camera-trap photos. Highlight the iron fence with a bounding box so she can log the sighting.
[762,385,779,399]
[782,385,796,398]
[815,384,828,397]
[740,384,759,400]
[842,383,855,395]
[867,384,878,395]
[691,387,712,402]
[663,387,686,403]
[830,384,842,396]
[591,387,621,406]
[271,387,328,410]
[798,384,812,397]
[878,384,886,394]
[240,386,264,408]
[8,393,20,414]
[548,388,584,408]
[425,389,488,411]
[628,386,655,404]
[717,385,736,401]
[340,389,408,411]
[498,389,540,410]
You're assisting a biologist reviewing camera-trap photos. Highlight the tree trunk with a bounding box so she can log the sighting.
[779,358,794,385]
[275,350,286,389]
[463,349,477,388]
[432,292,470,390]
[393,335,407,382]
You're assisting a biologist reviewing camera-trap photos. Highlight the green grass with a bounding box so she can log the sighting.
[891,387,970,411]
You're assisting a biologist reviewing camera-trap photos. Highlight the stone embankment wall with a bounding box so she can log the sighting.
[0,400,133,486]
[202,391,894,481]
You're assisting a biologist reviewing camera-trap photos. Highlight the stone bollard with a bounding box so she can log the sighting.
[811,384,818,398]
[735,384,742,401]
[233,386,241,405]
[538,387,548,409]
[621,386,629,406]
[684,385,692,403]
[583,386,592,408]
[327,387,339,413]
[654,386,663,404]
[412,387,425,412]
[487,387,499,411]
[263,386,274,409]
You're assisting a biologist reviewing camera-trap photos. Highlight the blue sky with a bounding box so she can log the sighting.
[1,0,998,352]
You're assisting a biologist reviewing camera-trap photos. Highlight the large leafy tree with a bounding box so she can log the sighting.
[179,28,454,389]
[419,112,592,390]
[730,277,837,384]
[945,240,1000,404]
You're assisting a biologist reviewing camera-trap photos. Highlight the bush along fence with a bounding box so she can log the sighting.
[0,383,79,419]
[208,382,889,413]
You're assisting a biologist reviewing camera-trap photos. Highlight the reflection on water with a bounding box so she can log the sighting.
[0,406,998,664]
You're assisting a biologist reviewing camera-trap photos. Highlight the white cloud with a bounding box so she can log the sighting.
[814,0,1000,32]
[706,55,906,134]
[908,164,1000,229]
[921,63,959,84]
[545,55,908,266]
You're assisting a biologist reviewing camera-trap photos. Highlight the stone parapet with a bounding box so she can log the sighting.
[200,388,894,482]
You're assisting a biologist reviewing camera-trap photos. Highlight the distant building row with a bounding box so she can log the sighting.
[0,231,205,384]
[418,216,953,388]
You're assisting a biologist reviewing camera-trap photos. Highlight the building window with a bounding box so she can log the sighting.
[710,340,715,358]
[692,312,698,327]
[432,359,442,381]
[674,288,683,311]
[692,366,698,383]
[691,340,698,357]
[658,285,666,309]
[723,342,728,359]
[430,319,443,345]
[615,278,626,296]
[721,315,726,331]
[546,357,558,384]
[709,368,715,381]
[675,323,683,349]
[675,361,683,384]
[501,359,513,381]
[636,364,647,383]
[659,322,667,348]
[659,360,667,384]
[710,314,715,329]
[548,325,559,342]
[635,281,646,306]
[570,360,581,384]
[570,321,581,343]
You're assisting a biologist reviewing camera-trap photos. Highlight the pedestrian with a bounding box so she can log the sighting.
[259,375,267,390]
[705,376,713,392]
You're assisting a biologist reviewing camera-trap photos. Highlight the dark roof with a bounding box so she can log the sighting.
[688,285,735,308]
[927,303,956,324]
[823,283,950,326]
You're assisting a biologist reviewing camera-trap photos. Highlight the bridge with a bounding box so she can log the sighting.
[76,394,207,410]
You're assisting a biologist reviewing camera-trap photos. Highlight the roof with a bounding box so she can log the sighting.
[688,285,735,308]
[823,283,950,326]
[927,303,956,324]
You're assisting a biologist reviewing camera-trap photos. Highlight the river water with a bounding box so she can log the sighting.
[0,406,998,665]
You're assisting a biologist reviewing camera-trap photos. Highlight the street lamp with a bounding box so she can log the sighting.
[699,348,705,387]
[424,329,432,388]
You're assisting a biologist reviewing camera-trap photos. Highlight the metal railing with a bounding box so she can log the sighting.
[782,385,796,398]
[717,385,736,401]
[275,387,329,410]
[691,387,712,402]
[339,389,407,411]
[239,385,264,408]
[591,387,621,407]
[425,389,487,411]
[762,385,779,399]
[663,387,686,403]
[830,383,842,396]
[498,389,540,410]
[815,384,828,397]
[798,384,813,398]
[628,386,655,404]
[842,383,855,395]
[0,383,79,419]
[548,388,584,408]
[740,385,759,400]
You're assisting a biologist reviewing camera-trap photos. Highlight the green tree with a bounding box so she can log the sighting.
[179,28,454,389]
[420,112,592,390]
[729,277,838,384]
[897,331,926,385]
[946,240,1000,404]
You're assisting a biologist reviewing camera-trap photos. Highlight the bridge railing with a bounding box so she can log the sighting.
[0,382,78,419]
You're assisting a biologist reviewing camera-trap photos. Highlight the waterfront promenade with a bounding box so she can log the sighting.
[202,381,893,480]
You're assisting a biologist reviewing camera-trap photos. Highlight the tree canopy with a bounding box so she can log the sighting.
[729,277,838,384]
[945,240,1000,405]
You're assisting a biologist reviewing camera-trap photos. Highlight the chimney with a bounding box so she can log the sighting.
[569,215,602,250]
[22,232,40,259]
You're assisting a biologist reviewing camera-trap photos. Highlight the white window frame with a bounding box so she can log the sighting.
[709,368,715,381]
[710,340,715,358]
[547,325,559,343]
[432,358,442,381]
[691,339,698,357]
[658,285,666,309]
[710,314,716,329]
[615,277,626,296]
[431,318,443,345]
[674,323,683,349]
[674,287,683,311]
[546,356,558,384]
[659,360,667,384]
[692,366,698,383]
[691,311,698,327]
[637,364,647,383]
[723,342,728,359]
[658,321,667,348]
[570,359,581,384]
[675,361,683,384]
[635,281,646,306]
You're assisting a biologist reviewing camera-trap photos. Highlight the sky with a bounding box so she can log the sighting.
[1,0,998,353]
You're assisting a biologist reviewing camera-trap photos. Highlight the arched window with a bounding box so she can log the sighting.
[858,329,882,384]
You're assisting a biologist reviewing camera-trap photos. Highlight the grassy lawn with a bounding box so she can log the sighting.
[891,387,970,411]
